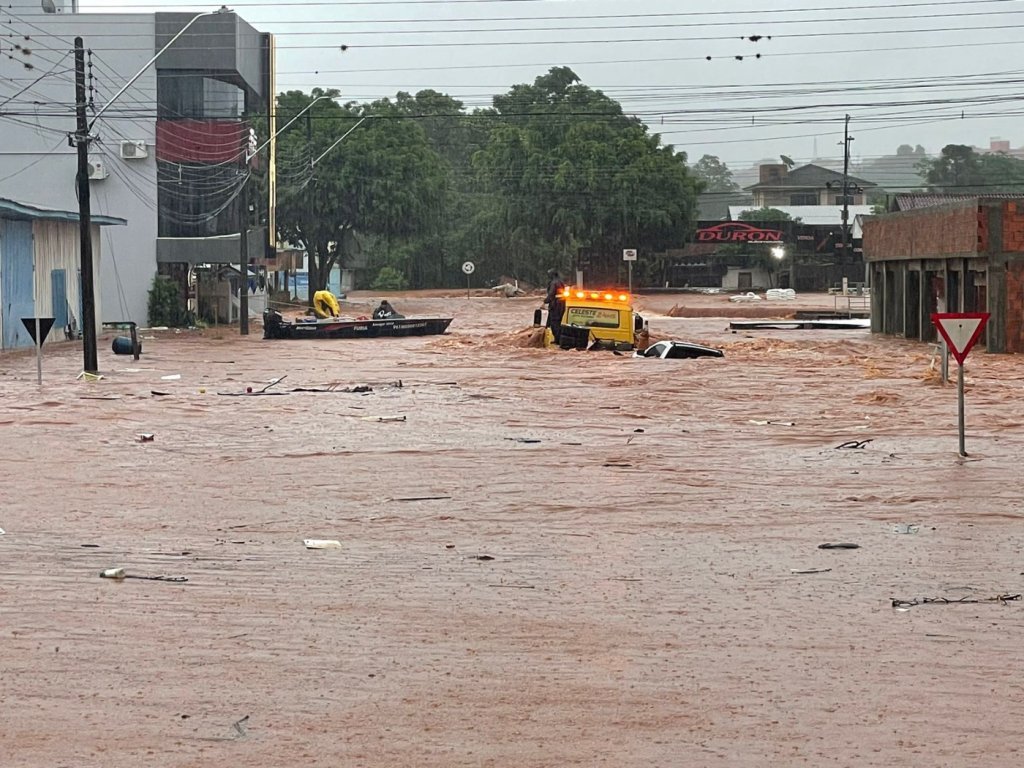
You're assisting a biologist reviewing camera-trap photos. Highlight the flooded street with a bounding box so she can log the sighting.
[2,292,1023,767]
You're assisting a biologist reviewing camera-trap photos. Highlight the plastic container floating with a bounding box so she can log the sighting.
[112,336,141,355]
[303,539,342,550]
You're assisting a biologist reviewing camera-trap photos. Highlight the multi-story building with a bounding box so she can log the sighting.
[0,2,275,333]
[745,163,876,208]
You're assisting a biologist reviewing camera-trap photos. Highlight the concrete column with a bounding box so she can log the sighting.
[985,203,1005,353]
[871,264,886,334]
[988,262,1006,353]
[921,270,933,342]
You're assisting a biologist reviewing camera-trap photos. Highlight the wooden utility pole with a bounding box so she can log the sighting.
[840,114,853,258]
[74,37,98,373]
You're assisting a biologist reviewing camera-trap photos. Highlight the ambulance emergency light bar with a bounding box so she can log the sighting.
[561,288,630,302]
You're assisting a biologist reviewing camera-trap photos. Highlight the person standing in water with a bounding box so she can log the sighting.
[544,269,567,344]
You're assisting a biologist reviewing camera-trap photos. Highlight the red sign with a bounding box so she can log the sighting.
[697,222,784,243]
[931,312,990,365]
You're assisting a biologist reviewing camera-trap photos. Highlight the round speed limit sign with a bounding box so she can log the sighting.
[462,261,476,275]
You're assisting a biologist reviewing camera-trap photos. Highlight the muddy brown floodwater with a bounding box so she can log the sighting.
[2,291,1023,767]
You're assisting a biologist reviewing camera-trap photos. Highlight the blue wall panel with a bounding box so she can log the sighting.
[1,218,36,349]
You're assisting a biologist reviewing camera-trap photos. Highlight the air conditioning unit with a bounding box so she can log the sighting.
[119,140,148,160]
[87,160,109,180]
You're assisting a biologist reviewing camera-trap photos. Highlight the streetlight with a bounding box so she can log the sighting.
[312,116,368,166]
[237,94,338,334]
[770,245,787,289]
[248,94,337,162]
[75,7,232,373]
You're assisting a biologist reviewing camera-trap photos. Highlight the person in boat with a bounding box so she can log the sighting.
[543,269,566,343]
[373,299,404,320]
[313,289,341,319]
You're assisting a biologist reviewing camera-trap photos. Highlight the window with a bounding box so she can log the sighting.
[790,193,817,205]
[833,195,855,205]
[158,74,244,119]
[565,306,620,328]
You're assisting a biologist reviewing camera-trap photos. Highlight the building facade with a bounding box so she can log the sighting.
[0,3,275,326]
[745,164,876,208]
[0,197,124,349]
[862,198,1024,353]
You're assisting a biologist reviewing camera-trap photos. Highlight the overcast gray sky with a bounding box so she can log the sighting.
[79,0,1024,173]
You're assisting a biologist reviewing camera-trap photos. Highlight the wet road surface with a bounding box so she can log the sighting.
[2,292,1023,767]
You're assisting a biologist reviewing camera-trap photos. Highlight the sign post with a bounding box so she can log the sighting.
[21,317,55,386]
[623,248,637,293]
[461,261,475,299]
[931,312,990,457]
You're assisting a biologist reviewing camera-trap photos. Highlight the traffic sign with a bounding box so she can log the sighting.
[622,248,637,262]
[931,312,989,366]
[462,261,475,275]
[21,317,55,386]
[931,312,990,457]
[21,317,55,345]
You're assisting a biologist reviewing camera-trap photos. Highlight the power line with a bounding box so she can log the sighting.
[13,6,1024,37]
[8,20,1023,50]
[5,0,1014,12]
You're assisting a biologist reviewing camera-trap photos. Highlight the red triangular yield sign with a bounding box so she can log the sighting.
[931,312,989,365]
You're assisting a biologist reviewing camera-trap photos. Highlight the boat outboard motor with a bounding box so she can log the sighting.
[263,308,284,339]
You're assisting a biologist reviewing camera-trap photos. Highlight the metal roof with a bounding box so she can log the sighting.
[728,205,875,227]
[744,163,877,191]
[0,197,127,226]
[893,193,1024,211]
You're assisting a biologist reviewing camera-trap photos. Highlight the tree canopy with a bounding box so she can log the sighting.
[917,144,1024,193]
[738,207,797,223]
[692,155,738,193]
[272,68,702,295]
[274,89,447,303]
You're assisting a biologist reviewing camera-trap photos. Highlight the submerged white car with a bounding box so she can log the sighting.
[635,340,724,360]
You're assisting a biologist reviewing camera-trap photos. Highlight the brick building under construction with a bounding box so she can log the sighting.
[862,198,1024,353]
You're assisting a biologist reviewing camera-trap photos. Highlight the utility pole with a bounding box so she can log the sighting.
[70,11,227,369]
[74,37,98,374]
[840,113,853,259]
[238,173,249,335]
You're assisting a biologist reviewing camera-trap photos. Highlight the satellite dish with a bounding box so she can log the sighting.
[41,0,57,13]
[780,154,795,168]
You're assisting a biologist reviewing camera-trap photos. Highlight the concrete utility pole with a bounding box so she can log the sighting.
[238,175,249,335]
[74,37,98,374]
[840,114,853,258]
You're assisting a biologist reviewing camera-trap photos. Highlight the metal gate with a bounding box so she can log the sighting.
[0,218,35,349]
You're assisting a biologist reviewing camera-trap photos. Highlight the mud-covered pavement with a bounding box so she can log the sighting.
[2,292,1023,767]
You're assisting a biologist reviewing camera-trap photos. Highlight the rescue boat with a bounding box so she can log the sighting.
[262,308,453,340]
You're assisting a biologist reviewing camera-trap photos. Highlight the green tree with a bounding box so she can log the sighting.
[692,154,738,192]
[919,144,1024,193]
[274,89,447,303]
[738,207,796,223]
[917,144,984,191]
[363,90,494,287]
[474,67,701,285]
